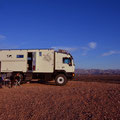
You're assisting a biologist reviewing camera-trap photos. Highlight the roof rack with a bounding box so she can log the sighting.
[57,49,69,54]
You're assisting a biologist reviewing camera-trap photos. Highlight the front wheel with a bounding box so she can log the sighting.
[55,74,68,86]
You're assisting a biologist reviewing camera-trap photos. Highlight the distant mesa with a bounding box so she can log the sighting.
[75,69,120,75]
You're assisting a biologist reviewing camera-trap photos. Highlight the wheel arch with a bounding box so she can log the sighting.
[53,70,67,79]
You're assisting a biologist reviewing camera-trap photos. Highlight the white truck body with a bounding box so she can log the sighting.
[0,49,75,85]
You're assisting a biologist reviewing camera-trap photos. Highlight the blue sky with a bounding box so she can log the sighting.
[0,0,120,69]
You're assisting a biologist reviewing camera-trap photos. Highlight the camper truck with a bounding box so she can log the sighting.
[0,49,75,85]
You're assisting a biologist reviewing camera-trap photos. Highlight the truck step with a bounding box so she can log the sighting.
[25,72,32,80]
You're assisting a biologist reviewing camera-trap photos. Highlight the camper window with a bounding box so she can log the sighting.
[17,55,24,58]
[39,52,42,56]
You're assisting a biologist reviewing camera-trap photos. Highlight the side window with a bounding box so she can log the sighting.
[39,52,42,56]
[63,58,71,64]
[16,55,24,58]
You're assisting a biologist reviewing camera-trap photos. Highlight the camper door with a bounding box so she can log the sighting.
[27,52,36,71]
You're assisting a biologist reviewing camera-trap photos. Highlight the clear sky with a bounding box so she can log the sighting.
[0,0,120,69]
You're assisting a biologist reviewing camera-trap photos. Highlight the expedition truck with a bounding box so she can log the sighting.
[0,49,75,86]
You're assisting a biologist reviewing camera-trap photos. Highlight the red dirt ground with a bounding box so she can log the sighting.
[0,80,120,120]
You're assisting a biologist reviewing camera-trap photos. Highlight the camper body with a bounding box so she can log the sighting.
[0,49,75,85]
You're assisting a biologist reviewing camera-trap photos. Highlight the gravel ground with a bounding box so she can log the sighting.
[0,81,120,120]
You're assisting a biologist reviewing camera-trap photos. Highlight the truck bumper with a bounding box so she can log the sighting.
[66,72,75,80]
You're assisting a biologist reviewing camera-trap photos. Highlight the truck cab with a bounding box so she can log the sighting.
[54,50,75,85]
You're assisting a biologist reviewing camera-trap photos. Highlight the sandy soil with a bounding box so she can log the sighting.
[0,81,120,120]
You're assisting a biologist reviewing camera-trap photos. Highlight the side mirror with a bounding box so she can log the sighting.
[69,63,72,66]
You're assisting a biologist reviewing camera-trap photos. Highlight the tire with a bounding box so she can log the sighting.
[55,74,68,86]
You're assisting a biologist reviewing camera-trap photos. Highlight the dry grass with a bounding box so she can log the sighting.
[0,76,120,120]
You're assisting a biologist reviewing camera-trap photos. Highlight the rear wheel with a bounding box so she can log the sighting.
[55,74,68,86]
